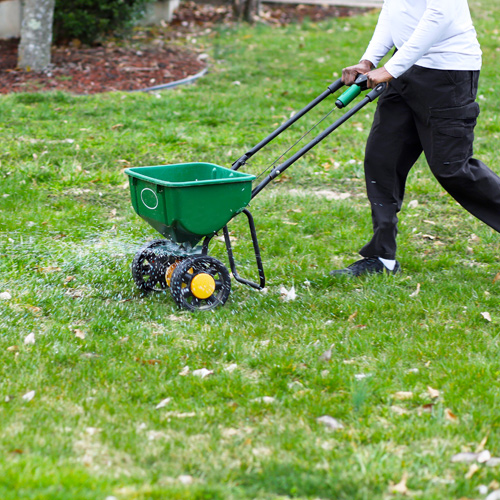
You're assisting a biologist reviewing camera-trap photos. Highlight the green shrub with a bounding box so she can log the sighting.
[53,0,151,45]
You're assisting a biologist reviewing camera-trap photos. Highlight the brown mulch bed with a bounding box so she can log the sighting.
[0,2,368,95]
[0,38,206,94]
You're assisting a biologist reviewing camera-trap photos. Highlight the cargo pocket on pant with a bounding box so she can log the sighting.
[429,102,480,165]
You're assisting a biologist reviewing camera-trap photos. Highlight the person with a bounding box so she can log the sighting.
[330,0,500,277]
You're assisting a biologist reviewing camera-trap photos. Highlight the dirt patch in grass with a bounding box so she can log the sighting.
[0,2,369,95]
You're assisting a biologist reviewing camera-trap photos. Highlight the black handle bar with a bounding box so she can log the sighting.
[231,78,344,171]
[250,82,387,199]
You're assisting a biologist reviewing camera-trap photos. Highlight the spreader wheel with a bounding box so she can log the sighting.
[170,256,231,311]
[131,239,175,293]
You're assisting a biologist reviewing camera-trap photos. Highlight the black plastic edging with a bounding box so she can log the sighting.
[131,66,208,92]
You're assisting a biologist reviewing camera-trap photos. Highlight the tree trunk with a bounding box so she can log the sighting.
[255,0,261,17]
[232,0,259,22]
[243,0,255,23]
[232,0,242,20]
[18,0,56,72]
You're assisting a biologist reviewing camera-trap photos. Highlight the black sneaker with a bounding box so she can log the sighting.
[329,257,401,277]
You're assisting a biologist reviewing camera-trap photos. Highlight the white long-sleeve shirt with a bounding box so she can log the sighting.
[361,0,482,78]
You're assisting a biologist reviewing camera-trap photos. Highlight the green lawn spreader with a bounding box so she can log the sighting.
[125,76,386,311]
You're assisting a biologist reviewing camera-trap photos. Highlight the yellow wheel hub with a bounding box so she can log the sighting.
[190,273,216,300]
[165,261,181,288]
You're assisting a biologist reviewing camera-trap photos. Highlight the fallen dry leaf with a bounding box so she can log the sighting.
[481,311,492,322]
[25,305,41,314]
[478,450,492,463]
[179,366,190,376]
[319,345,334,362]
[393,391,414,400]
[493,272,500,284]
[390,472,409,495]
[163,411,196,418]
[445,408,459,423]
[476,435,489,453]
[343,359,356,364]
[139,358,162,365]
[390,405,410,415]
[224,363,238,373]
[409,283,421,297]
[155,397,172,409]
[251,396,276,404]
[23,333,35,345]
[38,266,62,273]
[74,329,86,340]
[476,483,491,495]
[7,345,18,352]
[427,386,440,399]
[490,481,500,490]
[280,285,297,302]
[465,463,479,479]
[22,390,35,402]
[316,415,344,431]
[418,403,435,415]
[192,368,213,378]
[451,452,479,463]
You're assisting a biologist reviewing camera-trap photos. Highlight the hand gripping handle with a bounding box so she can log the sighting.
[335,74,369,109]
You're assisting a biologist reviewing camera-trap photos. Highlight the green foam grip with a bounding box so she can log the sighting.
[335,84,361,109]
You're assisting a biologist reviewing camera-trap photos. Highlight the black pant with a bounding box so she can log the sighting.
[360,65,500,260]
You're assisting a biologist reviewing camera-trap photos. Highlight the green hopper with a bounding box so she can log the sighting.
[125,77,387,311]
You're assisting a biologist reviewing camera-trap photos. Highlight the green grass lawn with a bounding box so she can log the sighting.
[1,1,500,499]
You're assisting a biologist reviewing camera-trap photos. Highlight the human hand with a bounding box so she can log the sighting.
[341,60,374,86]
[365,66,393,88]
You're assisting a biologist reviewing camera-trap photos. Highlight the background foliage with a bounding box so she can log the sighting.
[53,0,151,44]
